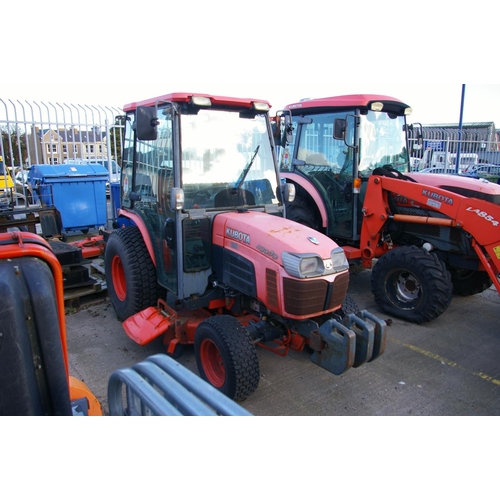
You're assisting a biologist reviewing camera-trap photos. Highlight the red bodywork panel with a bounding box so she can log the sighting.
[123,93,272,113]
[212,211,348,319]
[360,175,500,292]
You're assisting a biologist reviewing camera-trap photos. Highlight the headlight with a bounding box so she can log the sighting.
[329,247,349,273]
[282,252,324,278]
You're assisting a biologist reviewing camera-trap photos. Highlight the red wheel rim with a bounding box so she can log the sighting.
[111,254,127,301]
[200,339,225,388]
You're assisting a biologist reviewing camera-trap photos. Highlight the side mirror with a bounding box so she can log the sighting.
[136,106,159,141]
[283,115,293,147]
[280,181,295,203]
[164,218,176,249]
[333,118,346,140]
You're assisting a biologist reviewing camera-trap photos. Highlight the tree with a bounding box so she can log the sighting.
[1,126,27,169]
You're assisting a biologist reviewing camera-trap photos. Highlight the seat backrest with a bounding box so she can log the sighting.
[214,187,255,208]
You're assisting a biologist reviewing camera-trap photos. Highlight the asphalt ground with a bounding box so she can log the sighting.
[65,262,500,417]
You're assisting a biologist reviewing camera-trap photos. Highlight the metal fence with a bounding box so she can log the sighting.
[0,99,124,187]
[407,123,500,171]
[3,99,500,182]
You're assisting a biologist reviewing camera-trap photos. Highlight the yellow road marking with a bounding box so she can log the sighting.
[390,338,500,386]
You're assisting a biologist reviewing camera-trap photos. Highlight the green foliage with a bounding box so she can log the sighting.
[1,126,27,168]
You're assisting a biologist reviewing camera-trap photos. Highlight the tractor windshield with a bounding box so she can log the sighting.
[358,111,409,177]
[181,109,279,210]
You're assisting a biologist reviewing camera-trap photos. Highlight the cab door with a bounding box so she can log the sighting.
[122,105,179,295]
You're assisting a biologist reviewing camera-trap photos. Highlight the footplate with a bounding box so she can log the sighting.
[309,310,387,376]
[123,300,177,346]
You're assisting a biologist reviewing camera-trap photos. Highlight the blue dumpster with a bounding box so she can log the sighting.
[28,163,108,233]
[110,181,134,228]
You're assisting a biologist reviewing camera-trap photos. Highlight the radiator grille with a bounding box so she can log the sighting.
[283,272,349,316]
[326,271,349,310]
[223,250,256,297]
[265,269,279,310]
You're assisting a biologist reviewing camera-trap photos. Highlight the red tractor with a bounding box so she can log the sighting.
[274,94,500,323]
[104,93,388,401]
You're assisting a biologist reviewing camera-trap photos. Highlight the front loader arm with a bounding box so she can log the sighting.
[360,175,500,291]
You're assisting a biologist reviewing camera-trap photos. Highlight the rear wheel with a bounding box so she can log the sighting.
[195,315,260,402]
[285,196,321,232]
[449,268,492,296]
[371,246,453,324]
[104,226,162,321]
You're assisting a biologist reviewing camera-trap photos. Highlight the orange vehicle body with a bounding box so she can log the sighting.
[0,232,102,416]
[274,94,500,323]
[359,173,500,292]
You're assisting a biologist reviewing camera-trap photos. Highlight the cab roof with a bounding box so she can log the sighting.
[123,92,272,112]
[285,94,410,114]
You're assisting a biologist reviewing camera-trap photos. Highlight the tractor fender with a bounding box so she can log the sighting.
[281,172,329,228]
[117,209,156,266]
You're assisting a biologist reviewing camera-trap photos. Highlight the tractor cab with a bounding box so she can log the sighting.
[116,93,288,303]
[276,95,412,245]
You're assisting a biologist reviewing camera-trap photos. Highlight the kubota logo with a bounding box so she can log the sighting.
[422,189,454,205]
[226,227,250,244]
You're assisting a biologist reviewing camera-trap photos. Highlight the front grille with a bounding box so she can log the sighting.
[223,250,256,297]
[325,271,349,310]
[265,268,279,311]
[404,222,442,238]
[283,272,349,316]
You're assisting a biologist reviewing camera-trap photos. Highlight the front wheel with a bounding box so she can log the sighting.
[195,315,260,402]
[371,246,453,324]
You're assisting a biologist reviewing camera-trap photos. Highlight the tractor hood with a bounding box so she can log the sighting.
[410,173,500,205]
[213,211,343,268]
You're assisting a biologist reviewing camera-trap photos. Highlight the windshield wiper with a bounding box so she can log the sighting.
[235,145,260,189]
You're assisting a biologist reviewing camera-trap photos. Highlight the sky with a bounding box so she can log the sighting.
[3,1,499,129]
[2,83,500,128]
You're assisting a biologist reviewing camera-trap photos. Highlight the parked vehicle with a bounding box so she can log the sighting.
[463,164,500,183]
[419,166,458,174]
[103,92,388,401]
[273,94,500,323]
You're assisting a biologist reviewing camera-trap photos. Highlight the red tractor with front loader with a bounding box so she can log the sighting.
[104,92,388,401]
[274,94,500,324]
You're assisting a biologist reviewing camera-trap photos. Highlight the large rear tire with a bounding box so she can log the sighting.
[104,226,162,321]
[371,246,453,324]
[195,315,260,402]
[285,196,321,232]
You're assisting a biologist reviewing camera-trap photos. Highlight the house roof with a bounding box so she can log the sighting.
[38,128,106,142]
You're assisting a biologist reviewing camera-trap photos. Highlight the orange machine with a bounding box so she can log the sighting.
[274,95,500,323]
[0,231,102,416]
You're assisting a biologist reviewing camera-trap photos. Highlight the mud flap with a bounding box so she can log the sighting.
[123,300,177,346]
[310,319,356,375]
